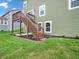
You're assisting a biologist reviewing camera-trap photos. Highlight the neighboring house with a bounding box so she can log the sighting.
[0,17,8,31]
[0,10,22,31]
[23,0,79,37]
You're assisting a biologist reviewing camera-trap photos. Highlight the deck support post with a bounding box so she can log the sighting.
[12,20,14,35]
[20,19,22,36]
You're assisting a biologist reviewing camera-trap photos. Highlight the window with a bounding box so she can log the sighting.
[39,4,45,17]
[27,9,34,15]
[38,22,43,31]
[0,20,8,25]
[23,1,27,7]
[1,20,3,24]
[69,0,79,10]
[4,20,7,24]
[23,1,27,10]
[44,21,52,33]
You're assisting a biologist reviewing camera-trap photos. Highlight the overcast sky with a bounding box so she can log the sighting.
[0,0,23,16]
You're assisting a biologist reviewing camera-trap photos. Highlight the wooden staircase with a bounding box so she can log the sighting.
[12,11,45,40]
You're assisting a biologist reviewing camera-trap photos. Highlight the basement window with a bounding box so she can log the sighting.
[39,4,45,17]
[69,0,79,10]
[44,21,52,33]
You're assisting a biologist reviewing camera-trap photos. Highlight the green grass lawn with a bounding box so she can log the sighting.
[0,31,79,59]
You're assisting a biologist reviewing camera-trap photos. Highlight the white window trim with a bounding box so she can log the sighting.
[44,21,52,33]
[68,0,79,10]
[23,1,27,4]
[38,22,43,27]
[39,4,45,17]
[23,1,27,7]
[38,22,43,31]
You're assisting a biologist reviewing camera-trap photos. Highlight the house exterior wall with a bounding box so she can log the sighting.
[0,25,9,31]
[0,17,9,31]
[3,12,12,31]
[24,0,79,37]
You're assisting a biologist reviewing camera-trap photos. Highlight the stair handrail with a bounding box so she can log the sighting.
[12,11,44,31]
[26,13,44,30]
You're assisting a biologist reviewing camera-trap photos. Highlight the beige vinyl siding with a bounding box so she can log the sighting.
[24,0,79,37]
